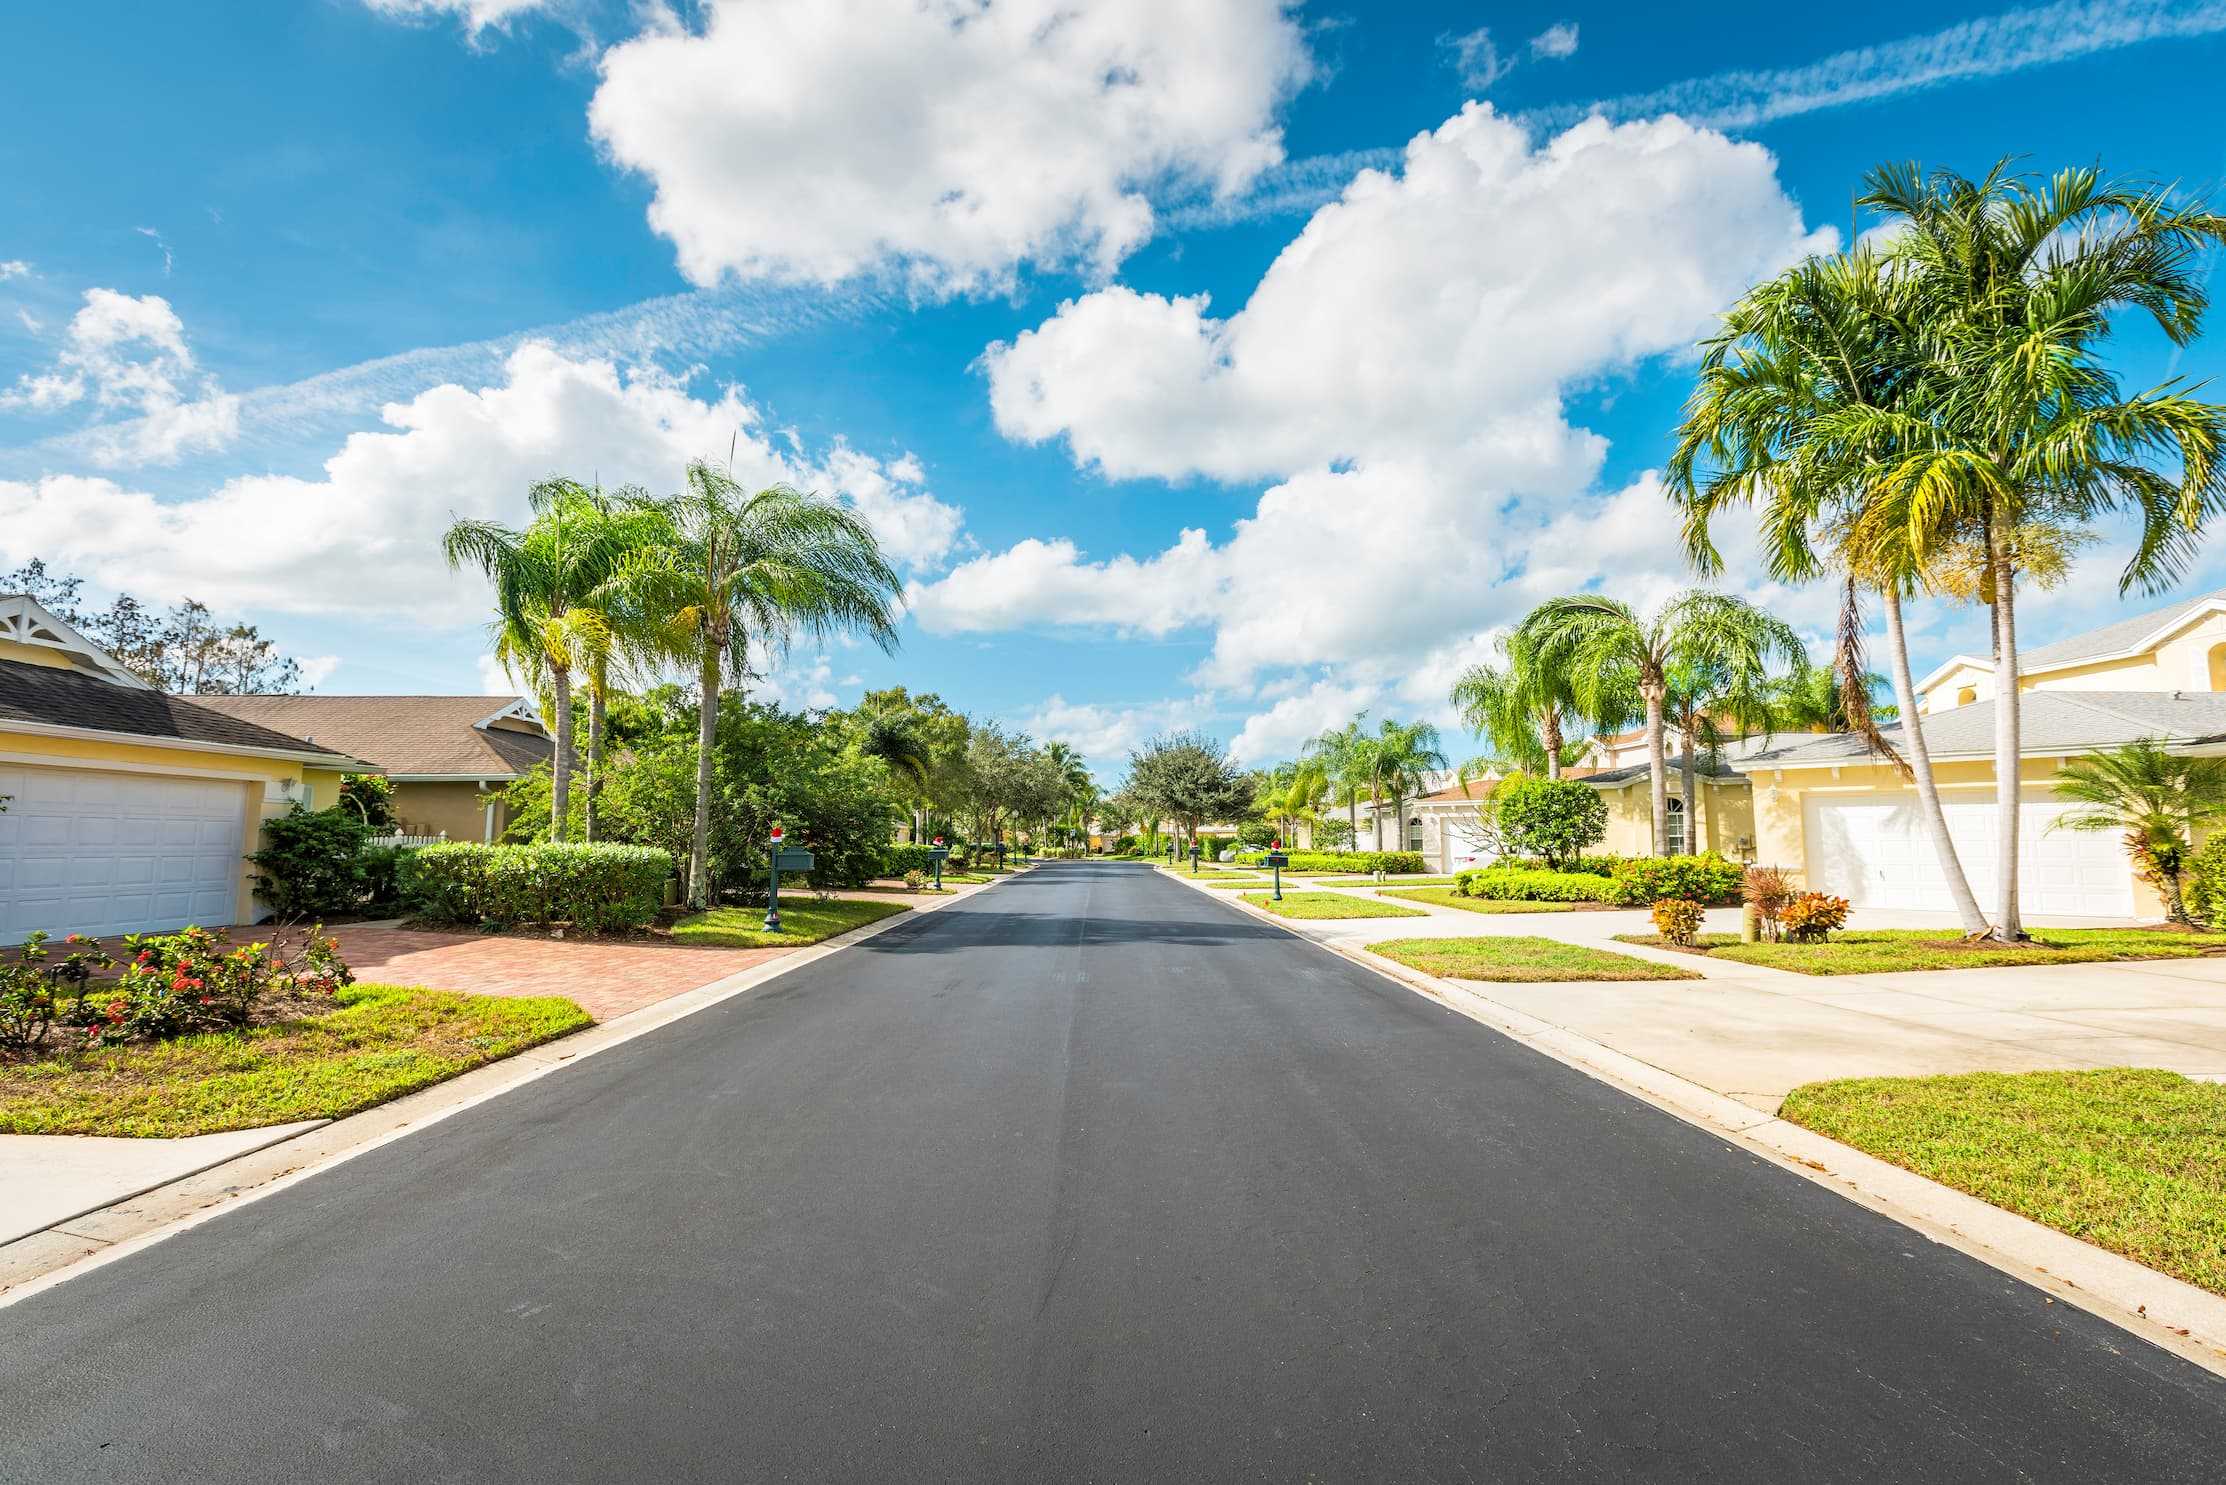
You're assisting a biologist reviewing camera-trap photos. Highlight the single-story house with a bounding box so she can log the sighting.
[0,594,373,941]
[191,693,560,842]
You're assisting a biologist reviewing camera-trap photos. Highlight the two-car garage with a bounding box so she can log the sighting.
[1802,789,2135,920]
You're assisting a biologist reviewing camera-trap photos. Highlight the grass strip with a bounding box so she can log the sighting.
[672,898,910,948]
[1613,927,2226,976]
[1369,935,1701,982]
[1782,1068,2226,1296]
[0,983,588,1138]
[1377,887,1580,915]
[1240,892,1428,920]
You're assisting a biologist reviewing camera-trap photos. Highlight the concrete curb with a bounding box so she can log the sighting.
[1169,867,2226,1376]
[0,879,1003,1305]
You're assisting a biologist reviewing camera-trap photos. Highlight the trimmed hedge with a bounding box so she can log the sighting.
[404,842,672,932]
[1607,853,1745,906]
[880,843,946,877]
[1455,867,1623,903]
[1234,849,1428,875]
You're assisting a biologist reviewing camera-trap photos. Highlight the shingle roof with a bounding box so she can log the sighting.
[188,695,556,778]
[1738,691,2226,768]
[2013,587,2226,671]
[1583,752,1745,787]
[0,659,361,761]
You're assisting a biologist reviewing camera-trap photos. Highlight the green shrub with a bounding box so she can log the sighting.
[881,843,945,877]
[404,842,672,932]
[1455,867,1623,902]
[359,846,407,911]
[1492,776,1607,870]
[2187,835,2226,926]
[247,805,370,918]
[1607,853,1745,907]
[1232,849,1428,874]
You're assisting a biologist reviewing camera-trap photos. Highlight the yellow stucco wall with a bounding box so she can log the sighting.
[0,730,352,925]
[1744,756,2164,918]
[1596,776,1754,857]
[391,780,507,841]
[1922,606,2226,711]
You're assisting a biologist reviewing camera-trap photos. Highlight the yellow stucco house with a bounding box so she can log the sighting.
[1730,587,2226,921]
[0,595,373,942]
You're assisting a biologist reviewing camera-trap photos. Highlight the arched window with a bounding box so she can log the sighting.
[1664,796,1687,855]
[2209,644,2226,692]
[1407,816,1424,854]
[1955,685,1978,707]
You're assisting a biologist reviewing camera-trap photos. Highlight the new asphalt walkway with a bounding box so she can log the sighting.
[3,862,2222,1480]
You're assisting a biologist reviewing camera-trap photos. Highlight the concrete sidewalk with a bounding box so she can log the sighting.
[1193,878,2226,1110]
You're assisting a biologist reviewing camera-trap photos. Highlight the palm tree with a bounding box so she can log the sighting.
[1668,243,1994,933]
[1304,716,1371,850]
[1768,658,1891,734]
[1042,741,1095,846]
[628,463,902,909]
[1450,627,1587,779]
[1857,160,2226,940]
[1362,718,1447,854]
[1521,592,1801,857]
[444,478,650,841]
[2052,740,2226,926]
[1274,758,1329,846]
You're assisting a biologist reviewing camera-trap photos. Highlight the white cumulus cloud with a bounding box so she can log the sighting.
[1,288,240,466]
[360,0,550,34]
[586,0,1312,292]
[0,343,962,621]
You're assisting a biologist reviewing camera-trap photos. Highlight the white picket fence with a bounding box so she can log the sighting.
[367,831,448,850]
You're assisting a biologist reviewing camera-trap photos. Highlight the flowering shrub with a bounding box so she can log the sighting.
[1741,865,1797,941]
[1608,853,1746,907]
[1,925,351,1056]
[1650,897,1705,946]
[1781,892,1851,943]
[902,869,926,891]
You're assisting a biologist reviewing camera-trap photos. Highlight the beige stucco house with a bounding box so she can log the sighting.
[0,595,372,941]
[1733,587,2226,921]
[193,694,559,842]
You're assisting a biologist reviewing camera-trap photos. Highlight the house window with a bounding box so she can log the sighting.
[1407,816,1424,853]
[1664,796,1687,855]
[2209,644,2226,691]
[1955,685,1978,706]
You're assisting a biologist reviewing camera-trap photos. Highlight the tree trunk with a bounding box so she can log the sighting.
[549,664,574,843]
[1679,735,1698,857]
[1989,526,2025,942]
[1644,683,1669,857]
[689,648,720,910]
[584,675,606,844]
[1881,584,1989,934]
[1542,707,1563,781]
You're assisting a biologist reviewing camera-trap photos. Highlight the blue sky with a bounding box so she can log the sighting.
[6,0,2226,780]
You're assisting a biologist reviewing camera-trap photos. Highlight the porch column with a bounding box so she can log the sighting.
[482,780,495,843]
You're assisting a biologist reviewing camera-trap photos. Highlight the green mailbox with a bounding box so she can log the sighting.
[1264,846,1290,901]
[763,827,813,932]
[927,837,950,892]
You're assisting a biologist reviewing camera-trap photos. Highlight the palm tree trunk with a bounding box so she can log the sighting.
[1348,790,1359,849]
[1543,709,1563,781]
[1880,584,1989,934]
[689,648,720,910]
[1644,684,1669,857]
[584,675,606,844]
[549,664,574,843]
[1989,527,2025,942]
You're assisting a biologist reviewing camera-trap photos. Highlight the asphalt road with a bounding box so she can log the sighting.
[4,861,2223,1481]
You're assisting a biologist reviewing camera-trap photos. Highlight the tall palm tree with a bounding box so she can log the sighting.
[1857,160,2226,939]
[1668,244,1993,932]
[1275,758,1329,846]
[1042,741,1095,845]
[1363,718,1447,854]
[444,478,649,841]
[1522,592,1802,857]
[2052,740,2226,927]
[628,464,902,909]
[1304,716,1371,849]
[1450,627,1587,780]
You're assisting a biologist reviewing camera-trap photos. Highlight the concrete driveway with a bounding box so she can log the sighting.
[1199,878,2226,1110]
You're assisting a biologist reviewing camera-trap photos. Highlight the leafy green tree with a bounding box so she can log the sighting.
[1451,629,1587,779]
[2052,740,2226,927]
[1520,592,1801,857]
[1126,731,1255,858]
[1490,775,1606,871]
[1857,160,2226,939]
[623,463,902,908]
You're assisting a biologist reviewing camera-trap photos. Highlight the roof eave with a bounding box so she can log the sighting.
[0,717,380,772]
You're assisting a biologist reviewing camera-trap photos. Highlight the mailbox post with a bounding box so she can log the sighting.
[992,841,1009,871]
[764,825,815,933]
[1189,841,1202,876]
[1264,838,1289,902]
[928,835,949,892]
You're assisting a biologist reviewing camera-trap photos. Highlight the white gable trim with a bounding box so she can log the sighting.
[1916,597,2226,696]
[0,595,151,689]
[472,696,545,734]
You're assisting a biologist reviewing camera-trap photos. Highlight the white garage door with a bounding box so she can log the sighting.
[0,765,248,943]
[1804,790,2134,920]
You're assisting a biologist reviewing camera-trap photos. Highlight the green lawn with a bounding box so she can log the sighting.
[1201,878,1273,890]
[1378,887,1580,915]
[1369,935,1702,982]
[1782,1069,2226,1297]
[1614,927,2226,976]
[0,983,588,1138]
[1240,892,1429,920]
[672,897,910,948]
